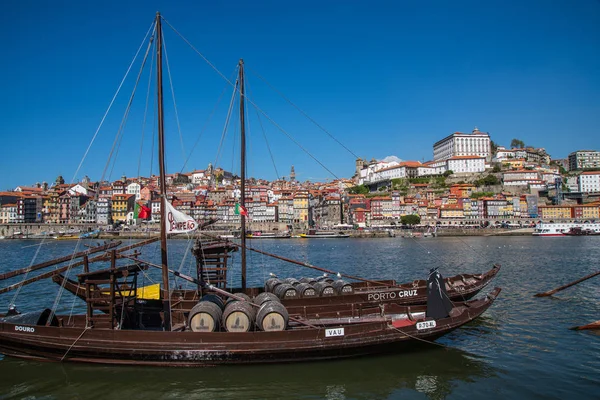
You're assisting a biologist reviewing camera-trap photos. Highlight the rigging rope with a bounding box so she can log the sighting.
[246,78,280,180]
[9,236,48,307]
[102,29,156,184]
[71,21,156,186]
[179,67,237,174]
[161,30,187,165]
[247,66,360,160]
[137,34,156,181]
[48,241,83,326]
[162,18,341,181]
[213,75,239,171]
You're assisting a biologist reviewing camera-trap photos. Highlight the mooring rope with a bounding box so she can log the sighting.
[61,326,91,361]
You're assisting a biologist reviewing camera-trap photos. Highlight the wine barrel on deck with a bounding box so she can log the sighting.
[254,292,280,306]
[200,294,225,311]
[188,301,223,332]
[264,278,282,293]
[300,277,317,285]
[274,283,299,300]
[256,301,289,331]
[333,280,353,295]
[283,277,300,286]
[313,281,336,297]
[224,292,252,306]
[295,282,317,298]
[222,301,256,332]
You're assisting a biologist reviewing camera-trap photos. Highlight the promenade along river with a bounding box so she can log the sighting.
[0,236,599,399]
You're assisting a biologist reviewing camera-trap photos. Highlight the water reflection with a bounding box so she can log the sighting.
[0,347,495,400]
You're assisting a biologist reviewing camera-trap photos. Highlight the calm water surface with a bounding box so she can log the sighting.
[0,236,599,399]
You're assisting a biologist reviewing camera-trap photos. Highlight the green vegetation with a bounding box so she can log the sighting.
[433,176,447,188]
[492,164,502,173]
[474,174,499,187]
[443,170,453,177]
[365,192,387,198]
[401,214,421,225]
[471,191,495,199]
[490,140,498,154]
[348,185,369,195]
[510,138,526,148]
[408,177,430,184]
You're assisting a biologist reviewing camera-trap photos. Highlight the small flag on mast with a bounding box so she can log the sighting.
[138,204,151,219]
[234,202,248,217]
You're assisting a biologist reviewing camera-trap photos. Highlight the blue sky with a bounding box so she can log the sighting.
[1,0,599,189]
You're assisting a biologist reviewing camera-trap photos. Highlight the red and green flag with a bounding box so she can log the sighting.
[135,203,151,220]
[138,205,151,219]
[234,202,248,217]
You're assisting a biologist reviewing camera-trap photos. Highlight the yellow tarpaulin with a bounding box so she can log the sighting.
[101,283,161,300]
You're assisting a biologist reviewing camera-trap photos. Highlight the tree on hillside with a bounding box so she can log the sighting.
[348,185,369,195]
[401,214,421,225]
[490,140,499,154]
[510,138,525,149]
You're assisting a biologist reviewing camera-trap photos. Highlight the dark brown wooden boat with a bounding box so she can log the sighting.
[0,287,500,366]
[0,13,500,366]
[51,262,500,312]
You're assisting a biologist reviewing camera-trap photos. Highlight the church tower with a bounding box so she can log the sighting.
[290,165,296,183]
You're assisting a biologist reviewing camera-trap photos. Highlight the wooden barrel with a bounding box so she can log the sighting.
[254,292,281,306]
[317,276,335,284]
[313,281,336,297]
[299,277,318,285]
[201,294,225,311]
[333,280,353,295]
[222,301,256,332]
[295,282,317,298]
[274,283,299,300]
[256,301,289,331]
[224,292,252,306]
[283,277,300,286]
[188,301,223,332]
[264,278,282,293]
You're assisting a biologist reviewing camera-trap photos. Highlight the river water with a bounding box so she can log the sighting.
[0,236,598,399]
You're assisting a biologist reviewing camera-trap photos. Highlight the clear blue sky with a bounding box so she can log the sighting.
[2,0,599,190]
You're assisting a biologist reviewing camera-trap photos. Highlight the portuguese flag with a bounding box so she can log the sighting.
[234,202,248,217]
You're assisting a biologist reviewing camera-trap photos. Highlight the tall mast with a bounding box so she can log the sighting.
[156,12,171,331]
[239,59,247,291]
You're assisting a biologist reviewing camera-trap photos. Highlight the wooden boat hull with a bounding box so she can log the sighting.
[0,288,500,366]
[53,264,500,311]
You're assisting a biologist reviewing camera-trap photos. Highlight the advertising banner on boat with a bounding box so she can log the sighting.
[164,200,198,234]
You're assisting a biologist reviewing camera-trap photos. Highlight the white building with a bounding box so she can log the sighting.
[68,183,94,197]
[191,170,206,184]
[370,162,422,182]
[568,150,600,171]
[447,156,486,174]
[503,170,542,186]
[578,171,600,193]
[357,159,400,184]
[493,146,515,162]
[127,182,141,200]
[0,204,17,224]
[433,127,491,162]
[566,176,580,192]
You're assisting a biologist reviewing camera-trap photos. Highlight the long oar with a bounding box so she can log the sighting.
[199,232,397,288]
[534,270,600,297]
[0,241,122,281]
[570,320,600,331]
[0,238,159,295]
